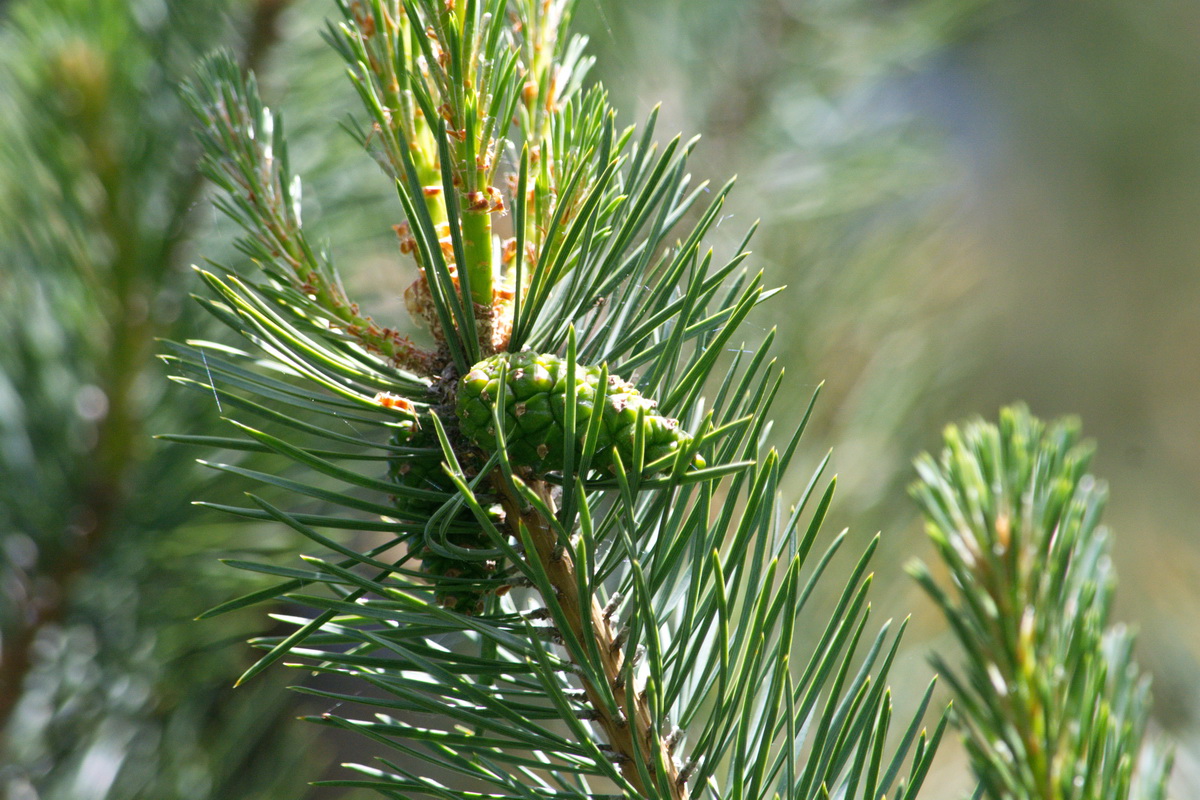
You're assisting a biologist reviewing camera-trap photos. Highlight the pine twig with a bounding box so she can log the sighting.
[497,479,687,799]
[909,404,1174,800]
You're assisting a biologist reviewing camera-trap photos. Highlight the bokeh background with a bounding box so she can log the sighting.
[2,0,1198,797]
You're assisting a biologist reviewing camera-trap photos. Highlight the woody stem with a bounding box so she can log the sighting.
[496,480,687,800]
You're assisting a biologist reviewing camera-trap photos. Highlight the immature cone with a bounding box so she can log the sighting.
[388,422,503,615]
[455,351,703,474]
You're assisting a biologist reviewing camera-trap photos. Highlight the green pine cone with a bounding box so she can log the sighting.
[386,422,452,511]
[455,351,703,475]
[387,423,502,615]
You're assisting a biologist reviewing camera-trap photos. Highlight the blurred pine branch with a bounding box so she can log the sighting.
[0,1,348,797]
[910,405,1174,800]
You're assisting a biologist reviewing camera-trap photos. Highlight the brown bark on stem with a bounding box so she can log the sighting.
[497,480,688,800]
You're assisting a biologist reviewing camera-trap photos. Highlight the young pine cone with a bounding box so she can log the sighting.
[454,351,703,475]
[388,423,502,615]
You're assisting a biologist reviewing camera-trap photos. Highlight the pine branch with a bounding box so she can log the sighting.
[495,479,684,798]
[909,404,1174,800]
[170,3,948,798]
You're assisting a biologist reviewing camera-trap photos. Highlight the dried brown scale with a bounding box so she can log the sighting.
[404,270,512,356]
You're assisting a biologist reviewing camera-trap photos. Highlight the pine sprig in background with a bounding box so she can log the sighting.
[910,405,1174,800]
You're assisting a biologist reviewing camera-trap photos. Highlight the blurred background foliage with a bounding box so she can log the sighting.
[1,0,1196,798]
